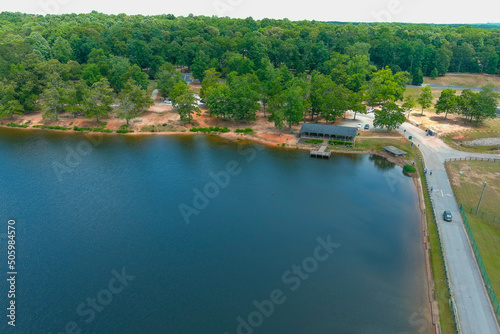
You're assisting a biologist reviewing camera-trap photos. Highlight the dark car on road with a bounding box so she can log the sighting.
[364,124,369,130]
[443,211,452,222]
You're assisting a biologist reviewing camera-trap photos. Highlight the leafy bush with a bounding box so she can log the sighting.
[305,139,323,144]
[190,126,230,133]
[6,123,28,128]
[92,128,112,133]
[33,125,70,130]
[403,164,417,173]
[235,128,253,134]
[73,126,92,131]
[116,129,134,133]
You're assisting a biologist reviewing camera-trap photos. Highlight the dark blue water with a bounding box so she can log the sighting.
[0,128,431,334]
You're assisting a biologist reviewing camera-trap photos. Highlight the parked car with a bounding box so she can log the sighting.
[364,124,369,130]
[443,211,452,222]
[367,108,374,113]
[357,123,363,128]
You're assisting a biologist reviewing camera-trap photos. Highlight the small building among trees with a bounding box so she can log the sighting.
[299,123,357,142]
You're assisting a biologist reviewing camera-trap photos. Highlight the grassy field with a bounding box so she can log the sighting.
[424,74,500,88]
[447,161,500,306]
[404,87,444,113]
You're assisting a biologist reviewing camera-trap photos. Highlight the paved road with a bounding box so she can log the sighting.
[352,113,500,334]
[408,84,500,92]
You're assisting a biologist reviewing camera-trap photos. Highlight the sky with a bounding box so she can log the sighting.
[1,0,499,24]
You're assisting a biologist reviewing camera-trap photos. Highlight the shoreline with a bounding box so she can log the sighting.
[0,121,437,331]
[0,123,412,166]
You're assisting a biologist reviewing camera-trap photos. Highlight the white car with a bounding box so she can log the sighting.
[367,108,374,113]
[357,123,363,128]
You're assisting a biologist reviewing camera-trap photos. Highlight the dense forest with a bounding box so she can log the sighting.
[0,11,499,127]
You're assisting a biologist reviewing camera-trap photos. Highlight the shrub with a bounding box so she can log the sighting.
[403,164,417,173]
[190,126,230,133]
[305,139,323,144]
[329,139,352,146]
[92,128,112,133]
[33,125,70,130]
[116,129,134,133]
[282,143,286,146]
[73,126,92,131]
[6,123,28,128]
[235,128,253,134]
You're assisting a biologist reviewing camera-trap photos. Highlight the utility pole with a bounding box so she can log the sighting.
[476,181,487,214]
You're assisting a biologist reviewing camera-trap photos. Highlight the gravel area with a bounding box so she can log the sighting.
[464,137,500,147]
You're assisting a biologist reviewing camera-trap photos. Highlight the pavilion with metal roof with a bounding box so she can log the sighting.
[383,146,407,156]
[299,123,357,142]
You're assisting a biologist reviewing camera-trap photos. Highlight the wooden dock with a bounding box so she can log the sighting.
[310,144,331,158]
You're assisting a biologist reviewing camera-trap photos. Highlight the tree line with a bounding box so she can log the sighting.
[0,12,498,129]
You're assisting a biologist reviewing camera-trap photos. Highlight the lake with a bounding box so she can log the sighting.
[0,128,431,334]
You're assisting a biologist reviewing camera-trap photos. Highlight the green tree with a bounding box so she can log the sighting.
[368,67,409,103]
[435,88,458,119]
[117,79,153,125]
[349,91,367,121]
[84,78,114,123]
[402,94,417,114]
[373,102,406,131]
[268,104,285,135]
[192,51,210,81]
[417,85,433,115]
[40,86,64,120]
[268,84,305,131]
[82,64,103,86]
[51,37,73,64]
[176,91,198,122]
[457,89,476,121]
[200,68,222,99]
[170,81,191,104]
[411,68,423,86]
[205,83,230,119]
[430,68,439,78]
[156,62,182,98]
[226,73,260,122]
[0,80,24,119]
[471,84,498,123]
[25,32,51,60]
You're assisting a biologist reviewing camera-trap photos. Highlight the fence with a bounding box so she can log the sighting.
[461,204,500,224]
[459,204,500,323]
[445,157,500,162]
[421,159,462,334]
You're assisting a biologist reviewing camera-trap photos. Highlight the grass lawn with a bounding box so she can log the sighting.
[353,137,415,154]
[447,161,500,310]
[423,74,500,89]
